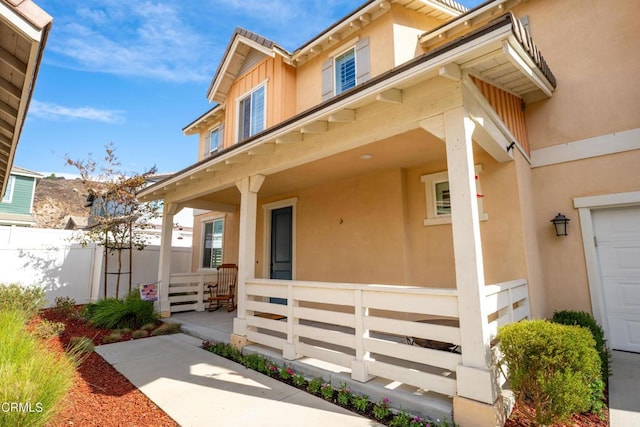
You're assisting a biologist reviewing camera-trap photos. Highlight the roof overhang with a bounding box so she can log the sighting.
[0,0,52,198]
[292,0,467,66]
[183,104,225,135]
[140,13,554,202]
[207,29,291,104]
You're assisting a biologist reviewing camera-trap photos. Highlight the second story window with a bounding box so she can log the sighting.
[207,126,223,155]
[237,84,265,142]
[322,37,370,101]
[335,48,356,94]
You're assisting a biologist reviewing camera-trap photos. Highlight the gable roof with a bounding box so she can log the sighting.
[11,166,42,178]
[205,1,469,105]
[206,27,290,104]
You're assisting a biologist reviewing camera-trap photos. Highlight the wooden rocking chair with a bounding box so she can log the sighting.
[206,264,238,312]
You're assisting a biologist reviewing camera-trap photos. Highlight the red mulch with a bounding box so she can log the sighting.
[36,309,178,427]
[504,398,609,427]
[32,309,608,427]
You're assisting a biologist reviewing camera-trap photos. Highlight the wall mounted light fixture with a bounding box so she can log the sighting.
[551,213,570,236]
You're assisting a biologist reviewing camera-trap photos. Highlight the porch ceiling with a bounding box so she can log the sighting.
[181,128,489,209]
[0,1,51,196]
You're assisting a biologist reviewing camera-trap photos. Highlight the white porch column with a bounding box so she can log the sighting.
[232,174,265,343]
[444,107,503,424]
[156,202,177,317]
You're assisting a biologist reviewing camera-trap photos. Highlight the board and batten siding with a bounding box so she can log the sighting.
[0,175,36,215]
[471,76,530,155]
[222,55,296,149]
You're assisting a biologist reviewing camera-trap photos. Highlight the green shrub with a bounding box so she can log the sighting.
[498,319,604,426]
[552,310,610,380]
[32,320,66,340]
[307,377,324,395]
[389,410,412,427]
[150,322,181,336]
[86,291,158,329]
[352,393,370,413]
[320,382,334,400]
[0,309,76,427]
[292,373,306,388]
[372,397,391,420]
[53,296,79,319]
[336,383,352,406]
[242,352,267,372]
[0,284,46,319]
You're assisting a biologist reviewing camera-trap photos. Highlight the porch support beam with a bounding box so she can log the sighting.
[444,107,498,406]
[157,202,182,317]
[233,174,265,340]
[179,199,236,214]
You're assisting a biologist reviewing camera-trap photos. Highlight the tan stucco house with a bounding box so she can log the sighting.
[138,0,640,425]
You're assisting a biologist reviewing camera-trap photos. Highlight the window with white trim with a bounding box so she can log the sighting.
[237,84,265,142]
[2,176,15,203]
[208,126,221,155]
[202,218,224,269]
[321,37,370,101]
[420,165,488,226]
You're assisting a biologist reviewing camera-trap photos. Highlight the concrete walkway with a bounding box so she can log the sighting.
[609,350,640,427]
[96,333,382,427]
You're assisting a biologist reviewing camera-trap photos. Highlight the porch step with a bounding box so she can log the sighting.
[243,344,453,423]
[162,316,230,343]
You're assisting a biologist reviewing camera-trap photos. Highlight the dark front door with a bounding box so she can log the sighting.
[270,206,292,304]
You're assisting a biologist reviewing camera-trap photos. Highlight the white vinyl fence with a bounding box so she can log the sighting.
[0,225,191,306]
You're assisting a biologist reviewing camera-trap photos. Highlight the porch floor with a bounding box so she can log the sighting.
[165,310,453,421]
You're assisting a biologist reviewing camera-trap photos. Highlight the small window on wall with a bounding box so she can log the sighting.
[321,37,370,101]
[237,84,265,142]
[202,218,224,269]
[420,165,488,226]
[206,125,223,155]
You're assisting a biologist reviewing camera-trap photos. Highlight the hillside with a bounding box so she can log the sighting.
[33,178,90,229]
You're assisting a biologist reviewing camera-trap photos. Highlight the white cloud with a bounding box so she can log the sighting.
[30,100,125,124]
[46,1,214,83]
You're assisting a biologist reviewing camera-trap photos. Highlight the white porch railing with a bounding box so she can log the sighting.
[244,279,462,397]
[241,278,530,398]
[483,279,530,340]
[168,272,217,313]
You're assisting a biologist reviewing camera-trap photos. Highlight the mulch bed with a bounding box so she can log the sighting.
[32,308,609,427]
[37,309,178,427]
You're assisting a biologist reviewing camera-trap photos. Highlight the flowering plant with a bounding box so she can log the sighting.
[372,397,391,420]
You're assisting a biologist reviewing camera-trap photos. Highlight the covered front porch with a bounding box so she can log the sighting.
[140,12,554,425]
[166,277,527,421]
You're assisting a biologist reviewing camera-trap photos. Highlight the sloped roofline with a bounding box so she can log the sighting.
[143,12,556,199]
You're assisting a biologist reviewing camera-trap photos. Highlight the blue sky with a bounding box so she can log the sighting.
[15,0,482,177]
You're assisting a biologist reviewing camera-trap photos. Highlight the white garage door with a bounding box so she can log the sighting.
[593,206,640,353]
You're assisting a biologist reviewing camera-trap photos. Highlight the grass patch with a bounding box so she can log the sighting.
[0,283,45,320]
[102,332,123,344]
[150,322,181,336]
[131,330,149,339]
[0,310,77,427]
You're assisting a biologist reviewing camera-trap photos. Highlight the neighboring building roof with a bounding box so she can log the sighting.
[0,0,52,199]
[0,212,36,226]
[11,166,43,179]
[64,215,88,230]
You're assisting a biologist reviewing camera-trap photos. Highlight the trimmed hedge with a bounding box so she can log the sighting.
[552,310,610,380]
[498,319,604,426]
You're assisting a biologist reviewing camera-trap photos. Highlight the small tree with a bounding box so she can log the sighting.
[66,143,159,297]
